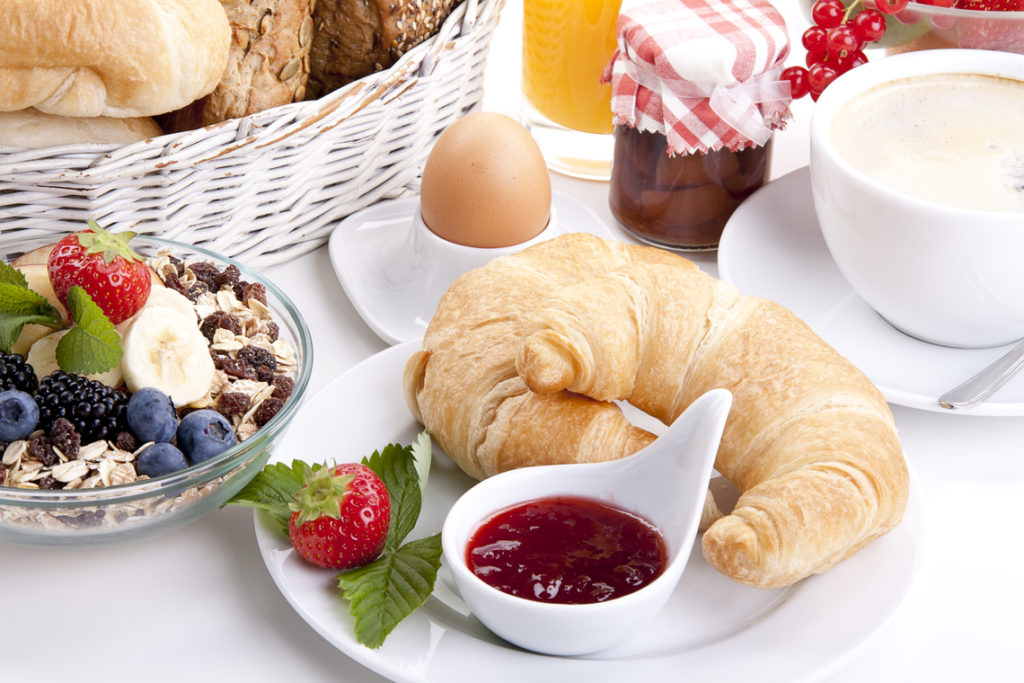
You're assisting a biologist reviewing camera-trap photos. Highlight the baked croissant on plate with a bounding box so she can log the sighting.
[404,232,909,588]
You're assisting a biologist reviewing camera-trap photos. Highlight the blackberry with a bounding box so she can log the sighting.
[34,372,129,444]
[0,353,39,394]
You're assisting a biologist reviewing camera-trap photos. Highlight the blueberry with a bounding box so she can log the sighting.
[176,409,237,464]
[0,389,40,441]
[135,442,189,478]
[126,387,178,443]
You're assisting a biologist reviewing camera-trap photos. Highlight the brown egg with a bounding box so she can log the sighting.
[420,112,552,248]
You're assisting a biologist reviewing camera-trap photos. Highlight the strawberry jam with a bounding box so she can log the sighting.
[465,495,667,604]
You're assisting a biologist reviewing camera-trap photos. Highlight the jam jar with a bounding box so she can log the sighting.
[610,126,773,250]
[602,0,792,250]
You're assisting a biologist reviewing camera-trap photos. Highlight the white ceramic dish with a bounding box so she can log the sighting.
[442,389,730,656]
[253,340,925,683]
[719,166,1024,416]
[328,192,620,345]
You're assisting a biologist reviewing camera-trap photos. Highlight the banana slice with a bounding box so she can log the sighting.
[26,330,124,388]
[121,308,215,407]
[143,286,198,320]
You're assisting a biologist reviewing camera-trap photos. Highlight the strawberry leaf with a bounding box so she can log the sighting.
[337,533,443,649]
[228,460,320,534]
[54,286,122,375]
[364,442,423,548]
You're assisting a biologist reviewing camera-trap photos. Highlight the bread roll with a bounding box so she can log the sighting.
[0,109,162,148]
[0,0,231,118]
[306,0,462,99]
[159,0,315,132]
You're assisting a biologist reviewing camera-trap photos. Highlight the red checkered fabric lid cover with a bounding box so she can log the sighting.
[603,0,792,155]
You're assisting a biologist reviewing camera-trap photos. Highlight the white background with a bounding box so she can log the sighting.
[2,1,1022,681]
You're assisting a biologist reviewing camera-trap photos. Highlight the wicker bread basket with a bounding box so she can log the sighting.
[0,0,505,268]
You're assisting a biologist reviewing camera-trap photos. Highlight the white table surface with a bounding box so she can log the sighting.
[4,2,1022,681]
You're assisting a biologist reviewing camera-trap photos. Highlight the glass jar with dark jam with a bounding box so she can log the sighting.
[602,0,792,250]
[610,126,773,250]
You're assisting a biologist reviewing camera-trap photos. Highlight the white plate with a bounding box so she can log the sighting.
[328,193,620,345]
[719,166,1024,416]
[254,340,926,683]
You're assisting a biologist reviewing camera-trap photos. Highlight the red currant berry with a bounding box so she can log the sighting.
[851,9,887,43]
[874,0,909,15]
[807,63,839,93]
[811,0,846,28]
[826,25,864,59]
[781,66,812,99]
[802,26,829,52]
[834,49,869,74]
[805,50,829,67]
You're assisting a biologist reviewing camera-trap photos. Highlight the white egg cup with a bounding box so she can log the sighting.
[441,389,733,656]
[329,192,620,344]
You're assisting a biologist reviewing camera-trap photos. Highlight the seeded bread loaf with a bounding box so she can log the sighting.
[306,0,463,99]
[159,0,316,132]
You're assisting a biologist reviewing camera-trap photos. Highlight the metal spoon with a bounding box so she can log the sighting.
[938,338,1024,410]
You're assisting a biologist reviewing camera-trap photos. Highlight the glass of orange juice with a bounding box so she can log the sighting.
[521,0,622,180]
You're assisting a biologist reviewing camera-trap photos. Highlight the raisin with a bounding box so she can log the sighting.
[29,434,57,467]
[115,431,137,453]
[200,311,227,340]
[215,356,258,381]
[189,262,221,290]
[215,265,241,292]
[38,475,62,490]
[238,345,276,372]
[254,398,284,427]
[271,376,294,400]
[188,282,210,301]
[162,269,192,300]
[217,392,251,417]
[255,366,275,383]
[263,321,280,342]
[219,314,243,336]
[200,312,242,340]
[50,417,81,460]
[242,282,267,306]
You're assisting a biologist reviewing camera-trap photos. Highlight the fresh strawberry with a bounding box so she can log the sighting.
[288,463,391,570]
[47,220,152,325]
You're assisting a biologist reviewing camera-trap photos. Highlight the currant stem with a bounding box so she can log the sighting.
[843,0,864,22]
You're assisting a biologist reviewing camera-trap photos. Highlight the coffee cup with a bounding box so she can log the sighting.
[809,49,1024,349]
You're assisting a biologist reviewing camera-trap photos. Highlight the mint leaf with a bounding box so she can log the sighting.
[364,442,423,549]
[55,286,122,375]
[0,261,28,287]
[337,533,443,648]
[228,460,321,534]
[0,280,66,353]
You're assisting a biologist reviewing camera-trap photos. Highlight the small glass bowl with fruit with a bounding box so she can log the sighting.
[786,0,1024,101]
[0,223,312,546]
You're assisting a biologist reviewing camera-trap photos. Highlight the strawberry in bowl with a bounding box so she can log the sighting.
[0,226,311,547]
[47,220,152,325]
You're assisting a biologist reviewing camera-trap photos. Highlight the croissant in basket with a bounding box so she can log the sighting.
[404,233,909,589]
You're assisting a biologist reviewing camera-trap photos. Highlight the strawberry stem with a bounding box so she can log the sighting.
[290,467,355,524]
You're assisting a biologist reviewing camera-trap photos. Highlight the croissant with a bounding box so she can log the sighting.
[403,234,681,480]
[516,235,909,588]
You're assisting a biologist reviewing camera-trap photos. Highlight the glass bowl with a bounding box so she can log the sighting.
[0,234,313,547]
[800,1,1024,55]
[882,2,1024,55]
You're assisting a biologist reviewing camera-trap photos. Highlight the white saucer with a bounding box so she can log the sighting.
[718,166,1024,416]
[329,192,619,345]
